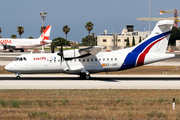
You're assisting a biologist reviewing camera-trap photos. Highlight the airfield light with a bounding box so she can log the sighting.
[173,98,175,110]
[40,12,48,53]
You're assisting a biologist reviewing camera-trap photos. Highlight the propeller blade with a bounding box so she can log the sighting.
[57,39,64,66]
[51,45,54,53]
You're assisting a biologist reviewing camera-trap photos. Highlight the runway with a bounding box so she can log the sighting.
[0,75,180,89]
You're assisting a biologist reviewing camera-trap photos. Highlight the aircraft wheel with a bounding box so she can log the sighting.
[9,50,13,52]
[20,49,24,52]
[80,73,86,79]
[16,76,20,79]
[3,46,7,50]
[85,74,91,80]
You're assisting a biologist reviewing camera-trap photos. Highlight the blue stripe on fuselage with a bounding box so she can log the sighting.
[119,31,171,70]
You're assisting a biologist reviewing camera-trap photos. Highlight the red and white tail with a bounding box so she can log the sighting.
[39,25,52,40]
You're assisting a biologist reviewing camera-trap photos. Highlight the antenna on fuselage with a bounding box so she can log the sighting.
[30,50,33,54]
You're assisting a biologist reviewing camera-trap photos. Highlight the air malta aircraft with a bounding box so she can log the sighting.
[0,25,52,52]
[5,20,175,79]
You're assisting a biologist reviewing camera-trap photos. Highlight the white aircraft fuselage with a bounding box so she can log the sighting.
[0,25,52,52]
[5,48,174,74]
[0,38,51,49]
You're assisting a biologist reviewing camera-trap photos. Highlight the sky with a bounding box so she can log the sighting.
[0,0,180,43]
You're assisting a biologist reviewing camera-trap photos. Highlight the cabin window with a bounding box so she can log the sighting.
[74,59,76,62]
[54,60,56,63]
[58,60,60,63]
[99,58,101,61]
[111,58,113,61]
[107,58,109,61]
[87,59,89,62]
[50,60,52,63]
[91,59,93,62]
[115,58,117,61]
[79,59,81,62]
[83,59,85,62]
[95,59,97,62]
[103,58,105,61]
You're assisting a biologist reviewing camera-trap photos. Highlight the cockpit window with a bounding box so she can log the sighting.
[14,57,27,61]
[14,57,19,61]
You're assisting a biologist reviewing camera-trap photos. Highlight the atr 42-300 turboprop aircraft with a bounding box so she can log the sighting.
[0,25,52,52]
[5,20,175,79]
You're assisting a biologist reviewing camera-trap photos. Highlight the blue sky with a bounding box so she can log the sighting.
[0,0,180,43]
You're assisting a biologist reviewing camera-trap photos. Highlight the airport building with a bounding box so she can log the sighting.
[97,25,150,50]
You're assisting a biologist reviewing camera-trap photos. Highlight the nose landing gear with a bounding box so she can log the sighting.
[16,73,21,79]
[16,76,20,79]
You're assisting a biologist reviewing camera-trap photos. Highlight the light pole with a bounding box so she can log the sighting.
[40,12,47,52]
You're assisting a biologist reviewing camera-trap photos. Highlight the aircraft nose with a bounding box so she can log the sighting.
[5,64,11,71]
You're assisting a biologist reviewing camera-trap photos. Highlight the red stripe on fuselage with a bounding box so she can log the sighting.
[136,36,166,66]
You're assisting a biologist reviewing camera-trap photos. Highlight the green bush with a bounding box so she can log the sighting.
[28,111,51,118]
[11,100,21,108]
[0,99,6,107]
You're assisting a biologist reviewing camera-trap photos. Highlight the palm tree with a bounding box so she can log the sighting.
[85,22,94,46]
[17,26,24,38]
[40,26,46,34]
[63,25,70,48]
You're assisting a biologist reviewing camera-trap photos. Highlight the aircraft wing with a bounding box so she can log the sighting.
[64,46,104,61]
[78,46,104,56]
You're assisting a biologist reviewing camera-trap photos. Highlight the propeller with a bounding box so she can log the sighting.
[57,39,64,65]
[57,39,92,65]
[51,39,60,53]
[51,43,54,53]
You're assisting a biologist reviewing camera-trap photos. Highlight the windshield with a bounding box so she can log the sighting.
[14,57,27,61]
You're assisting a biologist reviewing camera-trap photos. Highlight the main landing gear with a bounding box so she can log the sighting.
[9,49,13,52]
[16,73,21,79]
[79,69,91,80]
[20,49,24,52]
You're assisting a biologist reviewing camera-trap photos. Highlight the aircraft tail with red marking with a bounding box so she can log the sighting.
[39,25,52,40]
[119,20,175,70]
[133,20,174,53]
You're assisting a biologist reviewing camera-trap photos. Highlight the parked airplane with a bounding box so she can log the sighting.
[5,20,175,79]
[0,25,52,52]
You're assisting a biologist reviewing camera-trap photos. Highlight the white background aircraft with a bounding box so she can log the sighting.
[5,20,175,79]
[0,25,52,52]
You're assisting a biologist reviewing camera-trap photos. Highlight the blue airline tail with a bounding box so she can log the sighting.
[120,20,174,70]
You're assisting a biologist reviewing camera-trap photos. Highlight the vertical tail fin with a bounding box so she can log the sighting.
[133,20,174,53]
[39,25,52,40]
[120,20,174,70]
